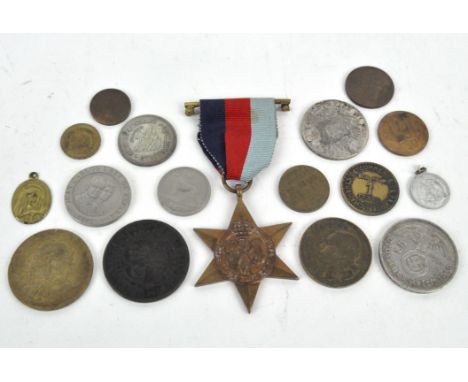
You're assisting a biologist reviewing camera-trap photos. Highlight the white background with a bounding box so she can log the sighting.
[0,34,467,347]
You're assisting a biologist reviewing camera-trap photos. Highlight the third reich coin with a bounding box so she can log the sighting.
[410,167,450,209]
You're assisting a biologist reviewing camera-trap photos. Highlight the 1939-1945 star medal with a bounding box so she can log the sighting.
[186,98,297,313]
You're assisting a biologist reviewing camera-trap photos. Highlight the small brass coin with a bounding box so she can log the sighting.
[90,88,131,126]
[8,229,93,311]
[341,162,399,216]
[60,123,101,159]
[378,111,429,156]
[300,218,371,287]
[345,66,394,108]
[12,173,52,224]
[279,165,329,212]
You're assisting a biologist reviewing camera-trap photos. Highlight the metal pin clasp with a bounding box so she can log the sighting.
[184,99,291,116]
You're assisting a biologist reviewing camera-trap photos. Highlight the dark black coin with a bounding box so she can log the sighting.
[103,220,189,302]
[90,88,131,126]
[345,66,394,108]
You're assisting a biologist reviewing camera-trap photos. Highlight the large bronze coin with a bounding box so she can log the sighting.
[378,111,429,156]
[341,162,399,215]
[60,123,101,159]
[103,220,189,303]
[8,229,93,311]
[279,165,329,212]
[300,218,371,287]
[345,66,394,108]
[11,172,52,224]
[90,88,131,126]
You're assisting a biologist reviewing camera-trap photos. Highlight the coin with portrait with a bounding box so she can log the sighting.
[60,123,101,159]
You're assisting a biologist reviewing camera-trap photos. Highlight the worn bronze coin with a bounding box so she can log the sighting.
[12,172,52,224]
[60,123,101,159]
[8,229,93,311]
[103,220,189,303]
[300,218,371,287]
[279,165,329,212]
[90,88,131,126]
[378,111,429,156]
[345,66,394,108]
[341,162,399,215]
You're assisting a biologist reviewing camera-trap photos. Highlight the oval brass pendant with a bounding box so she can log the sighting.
[11,172,52,224]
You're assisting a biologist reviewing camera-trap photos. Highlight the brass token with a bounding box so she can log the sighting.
[8,229,93,311]
[90,88,131,126]
[12,173,52,224]
[341,162,399,216]
[60,123,101,159]
[378,111,429,156]
[300,218,371,288]
[279,165,329,212]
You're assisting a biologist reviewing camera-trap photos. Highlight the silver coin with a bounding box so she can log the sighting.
[157,167,211,216]
[379,219,457,293]
[65,165,131,227]
[118,114,177,166]
[410,168,450,209]
[301,99,368,160]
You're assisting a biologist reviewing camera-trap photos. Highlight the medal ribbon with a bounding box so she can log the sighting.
[198,98,277,182]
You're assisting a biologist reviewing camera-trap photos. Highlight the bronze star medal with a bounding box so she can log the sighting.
[194,187,298,313]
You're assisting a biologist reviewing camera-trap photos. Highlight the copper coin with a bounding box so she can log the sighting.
[90,88,131,126]
[341,162,399,216]
[279,165,329,212]
[378,111,429,156]
[345,66,394,108]
[60,123,101,159]
[300,218,371,287]
[8,229,93,311]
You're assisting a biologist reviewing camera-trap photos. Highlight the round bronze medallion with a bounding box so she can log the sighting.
[11,173,52,224]
[341,162,399,216]
[378,111,429,156]
[345,66,394,108]
[90,88,131,126]
[60,123,101,159]
[279,165,329,212]
[8,229,93,311]
[300,218,371,287]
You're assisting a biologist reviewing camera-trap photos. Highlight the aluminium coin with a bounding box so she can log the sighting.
[345,66,394,108]
[60,123,101,159]
[118,114,177,166]
[278,165,329,212]
[301,99,368,160]
[65,165,131,227]
[300,218,371,287]
[8,229,93,311]
[90,88,131,126]
[12,172,51,224]
[378,111,429,156]
[341,162,399,215]
[379,219,457,293]
[410,167,450,209]
[103,220,190,303]
[157,167,211,216]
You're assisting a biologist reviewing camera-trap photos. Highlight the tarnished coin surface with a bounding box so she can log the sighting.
[378,111,429,156]
[410,168,450,209]
[341,162,399,215]
[301,100,368,160]
[60,123,101,159]
[65,165,131,227]
[345,66,394,108]
[118,114,177,166]
[12,172,52,224]
[379,219,457,293]
[103,220,189,302]
[8,229,93,311]
[300,218,371,287]
[158,167,211,216]
[90,88,131,126]
[279,165,329,212]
